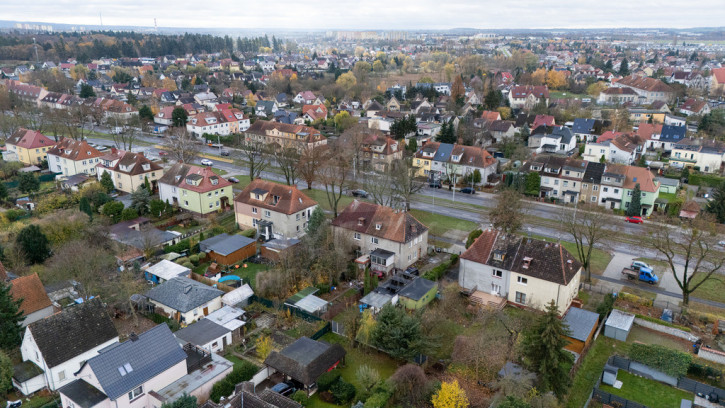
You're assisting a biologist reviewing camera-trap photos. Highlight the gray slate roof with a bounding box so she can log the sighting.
[86,324,187,400]
[29,298,118,367]
[563,307,599,342]
[606,309,635,331]
[58,379,108,408]
[174,319,229,346]
[398,278,436,301]
[146,276,223,313]
[200,233,256,256]
[264,337,346,386]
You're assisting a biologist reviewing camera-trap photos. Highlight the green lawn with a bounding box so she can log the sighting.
[230,261,270,288]
[301,189,355,214]
[689,273,725,304]
[307,332,399,408]
[212,168,228,176]
[565,337,631,408]
[599,370,693,408]
[550,91,589,100]
[223,352,256,371]
[658,192,678,203]
[409,209,478,237]
[530,235,612,276]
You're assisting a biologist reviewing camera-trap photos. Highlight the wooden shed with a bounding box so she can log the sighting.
[562,306,600,354]
[200,233,256,265]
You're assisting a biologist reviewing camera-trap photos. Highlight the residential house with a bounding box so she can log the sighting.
[96,149,163,194]
[186,110,249,138]
[244,120,327,151]
[597,87,638,105]
[331,200,429,270]
[413,142,498,184]
[361,133,404,172]
[301,104,328,122]
[15,299,119,394]
[527,126,576,155]
[234,179,318,240]
[622,166,660,215]
[46,138,104,177]
[159,163,233,215]
[572,118,604,142]
[636,123,664,149]
[255,100,279,118]
[658,125,687,152]
[146,276,224,323]
[8,273,54,326]
[386,96,401,111]
[670,138,725,174]
[507,85,549,110]
[110,217,181,250]
[458,230,582,314]
[598,164,627,210]
[678,98,711,116]
[174,319,233,353]
[579,162,605,205]
[526,156,586,202]
[3,128,56,165]
[154,106,176,126]
[199,233,256,265]
[611,75,674,104]
[711,68,725,96]
[487,120,516,142]
[480,110,501,123]
[59,324,231,408]
[532,115,555,129]
[293,91,322,105]
[583,133,645,165]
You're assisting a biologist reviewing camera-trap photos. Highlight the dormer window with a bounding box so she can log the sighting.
[142,163,150,171]
[522,257,533,269]
[375,223,382,230]
[493,250,505,262]
[357,217,365,226]
[210,178,218,185]
[272,195,280,205]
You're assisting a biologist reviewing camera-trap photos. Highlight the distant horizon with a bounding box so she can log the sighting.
[2,0,725,32]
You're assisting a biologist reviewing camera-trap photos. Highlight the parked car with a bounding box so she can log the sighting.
[271,381,297,397]
[200,158,214,166]
[220,150,231,156]
[227,177,240,183]
[158,151,168,156]
[622,266,659,284]
[429,180,442,188]
[351,189,369,198]
[630,261,651,271]
[625,216,643,224]
[459,187,476,195]
[6,401,22,408]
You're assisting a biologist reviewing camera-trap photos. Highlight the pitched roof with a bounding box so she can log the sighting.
[175,164,231,193]
[264,337,346,385]
[28,298,118,367]
[174,318,230,346]
[616,75,672,93]
[9,273,52,316]
[101,151,163,176]
[234,179,317,215]
[623,166,659,193]
[6,128,55,150]
[711,68,725,84]
[563,307,599,342]
[398,278,436,301]
[461,229,499,264]
[145,276,223,313]
[245,120,324,144]
[583,162,605,184]
[480,110,501,122]
[510,85,549,99]
[47,138,103,161]
[660,125,687,143]
[635,123,663,140]
[86,324,187,400]
[331,200,428,244]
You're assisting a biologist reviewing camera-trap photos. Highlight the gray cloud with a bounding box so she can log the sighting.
[2,0,724,30]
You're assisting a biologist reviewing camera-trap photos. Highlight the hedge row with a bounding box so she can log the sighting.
[634,313,691,332]
[689,173,725,188]
[629,343,692,378]
[209,360,260,402]
[423,254,459,281]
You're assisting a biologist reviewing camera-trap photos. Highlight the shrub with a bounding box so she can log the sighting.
[331,379,356,404]
[596,294,615,318]
[189,254,200,265]
[449,253,459,263]
[165,239,191,254]
[241,228,257,238]
[4,209,26,221]
[629,343,692,378]
[182,262,194,269]
[364,392,390,408]
[176,257,189,265]
[291,390,309,405]
[315,283,331,294]
[423,260,453,280]
[209,363,259,403]
[317,371,341,392]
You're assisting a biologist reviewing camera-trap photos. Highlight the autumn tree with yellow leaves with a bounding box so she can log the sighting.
[431,380,469,408]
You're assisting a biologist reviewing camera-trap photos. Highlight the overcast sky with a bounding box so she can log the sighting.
[2,0,724,30]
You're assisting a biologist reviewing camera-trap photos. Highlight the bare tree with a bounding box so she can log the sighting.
[0,112,22,138]
[319,151,352,217]
[237,137,271,181]
[45,108,66,142]
[453,334,506,383]
[646,216,725,305]
[274,145,300,185]
[46,240,116,300]
[64,104,92,140]
[363,170,397,208]
[488,188,526,234]
[559,204,615,283]
[338,124,372,178]
[110,117,138,151]
[167,127,201,163]
[297,144,326,189]
[391,158,424,211]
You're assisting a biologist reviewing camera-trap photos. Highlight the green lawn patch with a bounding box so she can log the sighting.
[223,353,250,371]
[409,209,478,237]
[689,273,725,304]
[551,91,588,100]
[301,189,355,214]
[598,370,692,408]
[658,192,678,203]
[230,262,270,288]
[212,168,228,176]
[565,337,631,408]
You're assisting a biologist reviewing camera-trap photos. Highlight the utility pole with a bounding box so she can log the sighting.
[32,37,39,63]
[99,12,103,28]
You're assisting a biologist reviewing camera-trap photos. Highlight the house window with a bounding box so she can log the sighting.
[627,191,632,196]
[264,210,271,218]
[128,386,143,400]
[593,185,598,191]
[375,223,381,230]
[371,237,379,244]
[517,276,528,285]
[603,187,608,193]
[492,270,503,278]
[58,370,66,381]
[591,196,597,202]
[212,342,218,348]
[252,207,257,214]
[515,292,526,304]
[582,183,588,188]
[353,233,361,240]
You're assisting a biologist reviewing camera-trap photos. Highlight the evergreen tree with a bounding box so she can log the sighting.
[707,182,725,223]
[0,349,13,396]
[131,185,151,215]
[18,172,40,194]
[521,301,573,399]
[0,282,24,350]
[79,196,93,219]
[524,172,541,196]
[16,225,51,264]
[306,206,326,237]
[138,105,154,121]
[370,304,423,360]
[627,183,642,217]
[0,182,7,201]
[100,171,115,193]
[79,83,96,98]
[144,175,152,193]
[436,122,456,144]
[619,58,629,76]
[172,107,188,127]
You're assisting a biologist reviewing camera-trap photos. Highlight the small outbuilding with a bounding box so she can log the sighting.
[200,233,256,265]
[398,278,437,310]
[222,284,254,308]
[260,238,300,261]
[604,309,635,341]
[174,318,232,353]
[143,260,191,284]
[264,337,346,396]
[562,306,600,354]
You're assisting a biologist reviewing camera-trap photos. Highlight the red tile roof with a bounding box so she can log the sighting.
[331,200,427,244]
[712,68,725,84]
[46,138,103,161]
[461,229,499,264]
[177,165,232,193]
[9,273,52,315]
[6,128,55,150]
[235,179,317,215]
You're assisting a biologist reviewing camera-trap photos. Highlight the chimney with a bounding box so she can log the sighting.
[129,332,139,342]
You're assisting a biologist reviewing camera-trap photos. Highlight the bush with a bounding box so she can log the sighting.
[209,363,260,403]
[315,283,331,294]
[176,257,189,265]
[240,228,257,238]
[291,390,309,405]
[450,253,459,263]
[629,343,692,378]
[4,209,27,221]
[182,262,194,269]
[317,371,341,392]
[331,379,357,404]
[189,254,200,265]
[688,362,723,381]
[423,259,453,280]
[596,293,615,319]
[364,392,390,408]
[165,239,191,254]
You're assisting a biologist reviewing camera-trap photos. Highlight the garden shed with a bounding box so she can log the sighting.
[604,309,635,341]
[563,306,600,353]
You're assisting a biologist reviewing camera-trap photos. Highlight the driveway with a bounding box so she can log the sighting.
[602,252,682,294]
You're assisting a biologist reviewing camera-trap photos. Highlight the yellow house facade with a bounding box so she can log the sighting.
[96,149,164,194]
[3,128,56,165]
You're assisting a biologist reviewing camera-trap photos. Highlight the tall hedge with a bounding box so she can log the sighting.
[629,343,692,378]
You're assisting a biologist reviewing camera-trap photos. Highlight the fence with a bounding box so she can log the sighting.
[331,320,344,336]
[592,389,646,408]
[311,322,331,340]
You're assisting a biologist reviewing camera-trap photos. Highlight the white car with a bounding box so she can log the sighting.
[631,261,651,271]
[200,159,214,166]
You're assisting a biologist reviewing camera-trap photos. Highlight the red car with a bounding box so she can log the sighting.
[626,216,644,224]
[158,151,168,156]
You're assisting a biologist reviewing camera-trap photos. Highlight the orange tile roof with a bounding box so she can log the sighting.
[461,229,499,264]
[235,179,317,215]
[47,138,103,161]
[624,166,659,193]
[9,273,52,315]
[6,128,55,150]
[331,200,428,244]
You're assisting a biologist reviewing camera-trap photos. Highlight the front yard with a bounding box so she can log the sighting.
[598,370,693,408]
[408,209,478,237]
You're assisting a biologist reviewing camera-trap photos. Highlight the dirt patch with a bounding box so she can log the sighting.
[113,314,157,339]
